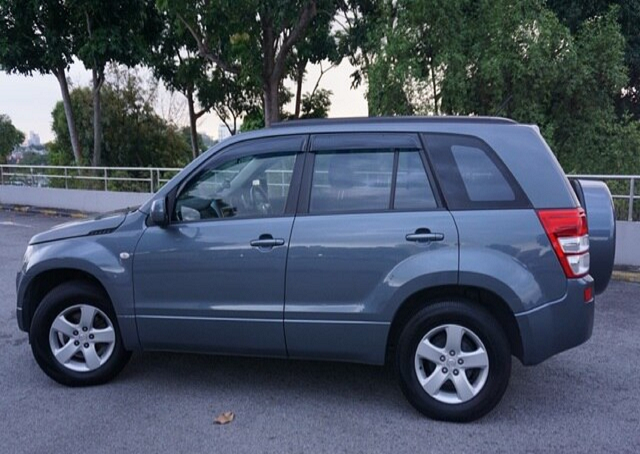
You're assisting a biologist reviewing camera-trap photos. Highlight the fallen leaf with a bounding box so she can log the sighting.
[214,411,235,425]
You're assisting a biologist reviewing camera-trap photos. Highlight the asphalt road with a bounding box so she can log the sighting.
[1,210,639,454]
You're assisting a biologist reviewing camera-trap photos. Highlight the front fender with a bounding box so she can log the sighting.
[20,240,130,315]
[18,212,146,350]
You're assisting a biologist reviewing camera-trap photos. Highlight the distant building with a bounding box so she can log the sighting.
[218,125,232,142]
[26,131,41,147]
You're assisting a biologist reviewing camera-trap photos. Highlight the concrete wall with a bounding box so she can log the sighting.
[1,185,639,267]
[615,221,640,267]
[0,186,151,214]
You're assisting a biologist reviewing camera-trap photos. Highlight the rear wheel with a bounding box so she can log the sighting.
[30,281,131,386]
[396,301,511,422]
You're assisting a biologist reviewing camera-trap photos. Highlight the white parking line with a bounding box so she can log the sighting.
[0,221,32,228]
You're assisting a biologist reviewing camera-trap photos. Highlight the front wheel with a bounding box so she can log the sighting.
[29,281,132,386]
[396,301,511,422]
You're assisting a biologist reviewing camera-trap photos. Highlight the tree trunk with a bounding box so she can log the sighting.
[54,67,83,165]
[91,68,104,167]
[186,87,199,160]
[259,1,317,127]
[430,63,439,115]
[263,79,279,127]
[294,60,305,118]
[262,17,277,128]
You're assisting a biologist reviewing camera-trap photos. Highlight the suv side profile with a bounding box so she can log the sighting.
[16,117,616,422]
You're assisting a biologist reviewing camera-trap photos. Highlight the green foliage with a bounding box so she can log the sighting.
[0,0,74,75]
[4,0,638,179]
[197,71,262,135]
[240,109,266,132]
[300,88,333,118]
[146,7,211,109]
[0,114,25,161]
[1,0,160,166]
[336,0,389,89]
[49,70,191,168]
[346,0,638,175]
[74,0,157,71]
[547,0,640,117]
[19,151,49,166]
[159,0,332,126]
[179,126,206,153]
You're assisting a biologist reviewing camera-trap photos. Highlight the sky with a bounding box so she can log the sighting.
[0,59,368,144]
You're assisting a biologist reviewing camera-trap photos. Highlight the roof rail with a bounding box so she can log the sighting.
[269,116,517,128]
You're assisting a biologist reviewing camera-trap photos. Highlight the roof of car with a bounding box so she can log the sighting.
[207,115,523,156]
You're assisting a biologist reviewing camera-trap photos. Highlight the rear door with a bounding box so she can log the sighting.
[284,133,459,364]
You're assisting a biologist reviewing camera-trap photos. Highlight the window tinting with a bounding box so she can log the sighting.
[423,134,528,209]
[451,145,514,202]
[174,153,296,222]
[310,150,394,213]
[394,151,437,210]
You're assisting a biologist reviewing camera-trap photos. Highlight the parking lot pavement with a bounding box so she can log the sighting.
[1,210,639,454]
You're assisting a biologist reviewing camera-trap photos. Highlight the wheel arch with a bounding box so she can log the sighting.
[21,268,110,333]
[386,285,523,364]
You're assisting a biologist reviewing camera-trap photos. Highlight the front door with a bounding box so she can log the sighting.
[133,135,306,357]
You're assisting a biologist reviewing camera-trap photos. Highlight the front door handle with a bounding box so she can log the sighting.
[250,234,285,248]
[406,228,444,243]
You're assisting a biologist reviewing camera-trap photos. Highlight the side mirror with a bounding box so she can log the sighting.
[150,198,168,227]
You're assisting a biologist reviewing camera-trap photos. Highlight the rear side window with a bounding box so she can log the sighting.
[307,150,438,214]
[451,145,514,202]
[423,134,529,209]
[310,150,394,213]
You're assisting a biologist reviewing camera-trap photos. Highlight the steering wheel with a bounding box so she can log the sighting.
[249,184,271,215]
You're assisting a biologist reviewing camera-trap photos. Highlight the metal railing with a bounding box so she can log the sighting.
[571,175,639,222]
[0,165,637,221]
[0,165,181,193]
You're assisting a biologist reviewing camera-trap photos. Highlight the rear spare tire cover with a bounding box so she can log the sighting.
[573,179,616,294]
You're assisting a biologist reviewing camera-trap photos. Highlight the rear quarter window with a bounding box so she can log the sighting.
[423,133,529,210]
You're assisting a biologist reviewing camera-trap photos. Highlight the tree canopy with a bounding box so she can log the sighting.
[158,0,337,127]
[0,0,83,163]
[49,69,191,168]
[0,114,25,162]
[341,0,640,174]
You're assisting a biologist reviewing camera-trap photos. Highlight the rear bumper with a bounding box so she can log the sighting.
[516,277,594,365]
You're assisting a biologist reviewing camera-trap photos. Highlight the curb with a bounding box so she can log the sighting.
[0,204,88,219]
[612,270,640,284]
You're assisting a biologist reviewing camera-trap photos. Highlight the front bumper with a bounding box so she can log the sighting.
[16,271,26,331]
[516,276,594,365]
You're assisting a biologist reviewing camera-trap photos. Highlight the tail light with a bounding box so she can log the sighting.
[537,208,589,278]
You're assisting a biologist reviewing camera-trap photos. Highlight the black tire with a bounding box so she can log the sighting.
[396,301,511,422]
[29,280,132,387]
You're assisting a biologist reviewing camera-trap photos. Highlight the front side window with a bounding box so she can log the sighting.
[174,153,297,222]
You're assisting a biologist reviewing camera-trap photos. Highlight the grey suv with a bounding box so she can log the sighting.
[16,117,616,422]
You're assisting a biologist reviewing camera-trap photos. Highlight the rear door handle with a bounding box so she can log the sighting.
[406,229,444,243]
[250,234,285,248]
